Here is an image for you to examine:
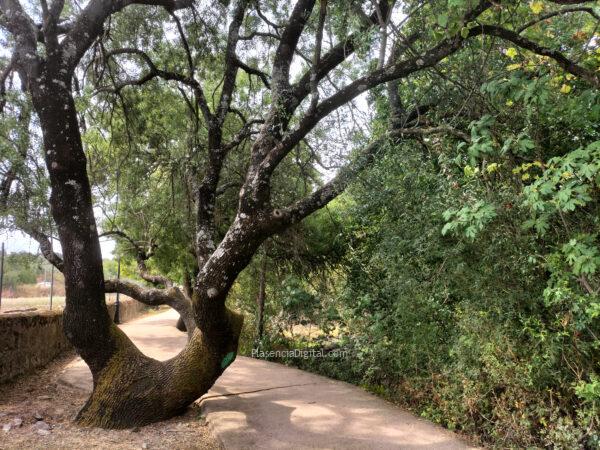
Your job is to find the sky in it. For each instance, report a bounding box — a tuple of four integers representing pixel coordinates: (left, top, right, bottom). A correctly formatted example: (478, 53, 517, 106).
(1, 229, 116, 259)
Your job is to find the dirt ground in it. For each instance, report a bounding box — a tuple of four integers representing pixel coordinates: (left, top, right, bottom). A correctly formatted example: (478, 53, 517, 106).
(0, 353, 222, 450)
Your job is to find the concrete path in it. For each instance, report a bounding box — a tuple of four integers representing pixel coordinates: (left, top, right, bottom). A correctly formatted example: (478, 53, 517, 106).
(60, 310, 478, 449)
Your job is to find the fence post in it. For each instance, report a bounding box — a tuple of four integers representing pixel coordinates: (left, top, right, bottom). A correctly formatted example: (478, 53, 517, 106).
(49, 236, 54, 310)
(49, 265, 54, 310)
(114, 257, 121, 324)
(0, 242, 4, 310)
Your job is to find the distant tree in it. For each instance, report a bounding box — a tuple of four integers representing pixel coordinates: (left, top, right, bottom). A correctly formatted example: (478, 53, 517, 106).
(2, 252, 40, 290)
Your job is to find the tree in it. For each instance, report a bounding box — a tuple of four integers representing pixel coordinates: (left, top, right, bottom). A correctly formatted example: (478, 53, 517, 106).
(1, 0, 598, 428)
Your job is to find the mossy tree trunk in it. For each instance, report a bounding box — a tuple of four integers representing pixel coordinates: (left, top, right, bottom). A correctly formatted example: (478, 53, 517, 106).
(76, 310, 243, 428)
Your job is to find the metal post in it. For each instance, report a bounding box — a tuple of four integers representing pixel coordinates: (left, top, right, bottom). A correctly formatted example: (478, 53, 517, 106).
(49, 236, 54, 310)
(114, 257, 121, 324)
(49, 265, 54, 310)
(0, 242, 5, 310)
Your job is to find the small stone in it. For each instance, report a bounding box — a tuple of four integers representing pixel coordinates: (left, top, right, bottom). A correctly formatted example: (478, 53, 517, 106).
(2, 423, 12, 433)
(12, 417, 23, 427)
(34, 421, 50, 431)
(34, 412, 43, 421)
(36, 429, 51, 436)
(38, 395, 52, 401)
(141, 443, 149, 449)
(131, 427, 141, 433)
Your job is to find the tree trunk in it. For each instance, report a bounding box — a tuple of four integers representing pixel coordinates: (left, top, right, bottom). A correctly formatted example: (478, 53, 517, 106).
(76, 309, 243, 428)
(256, 254, 267, 341)
(31, 71, 117, 374)
(31, 72, 244, 429)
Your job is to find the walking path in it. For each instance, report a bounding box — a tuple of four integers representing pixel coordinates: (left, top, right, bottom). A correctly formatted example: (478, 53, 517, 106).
(60, 309, 479, 449)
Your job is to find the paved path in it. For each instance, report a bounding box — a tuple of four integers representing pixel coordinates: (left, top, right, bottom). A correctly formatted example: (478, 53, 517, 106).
(61, 310, 478, 449)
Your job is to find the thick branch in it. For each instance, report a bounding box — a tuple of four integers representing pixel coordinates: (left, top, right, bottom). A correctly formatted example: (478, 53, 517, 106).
(105, 279, 178, 306)
(258, 0, 600, 184)
(479, 25, 600, 88)
(216, 0, 249, 123)
(61, 0, 195, 72)
(279, 123, 468, 225)
(105, 279, 195, 335)
(20, 224, 65, 272)
(271, 0, 316, 95)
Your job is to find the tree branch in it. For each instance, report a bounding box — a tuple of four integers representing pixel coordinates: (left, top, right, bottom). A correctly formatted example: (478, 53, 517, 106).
(20, 224, 64, 272)
(235, 58, 271, 89)
(105, 279, 196, 335)
(517, 6, 600, 33)
(60, 0, 195, 72)
(278, 122, 468, 226)
(216, 0, 249, 123)
(271, 0, 316, 95)
(100, 47, 212, 122)
(479, 24, 600, 88)
(100, 229, 174, 288)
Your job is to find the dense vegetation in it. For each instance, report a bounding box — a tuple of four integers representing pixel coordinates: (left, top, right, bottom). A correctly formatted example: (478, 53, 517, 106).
(228, 4, 600, 448)
(1, 0, 599, 442)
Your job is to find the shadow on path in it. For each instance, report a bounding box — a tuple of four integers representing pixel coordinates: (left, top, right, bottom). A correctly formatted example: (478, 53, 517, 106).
(60, 309, 480, 449)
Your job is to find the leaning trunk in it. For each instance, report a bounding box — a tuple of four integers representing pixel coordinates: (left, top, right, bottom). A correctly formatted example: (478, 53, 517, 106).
(31, 72, 117, 373)
(31, 71, 244, 428)
(76, 308, 243, 428)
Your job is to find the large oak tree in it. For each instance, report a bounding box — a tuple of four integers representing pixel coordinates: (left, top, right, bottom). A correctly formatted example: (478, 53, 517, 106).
(1, 0, 598, 428)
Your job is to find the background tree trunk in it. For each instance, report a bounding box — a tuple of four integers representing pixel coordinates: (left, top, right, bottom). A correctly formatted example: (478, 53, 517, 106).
(256, 254, 267, 342)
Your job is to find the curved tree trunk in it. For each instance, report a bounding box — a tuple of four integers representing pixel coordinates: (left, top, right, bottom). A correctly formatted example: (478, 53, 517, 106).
(76, 309, 243, 428)
(31, 74, 244, 428)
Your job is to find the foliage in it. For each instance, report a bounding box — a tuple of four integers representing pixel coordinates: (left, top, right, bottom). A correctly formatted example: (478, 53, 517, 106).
(241, 5, 600, 448)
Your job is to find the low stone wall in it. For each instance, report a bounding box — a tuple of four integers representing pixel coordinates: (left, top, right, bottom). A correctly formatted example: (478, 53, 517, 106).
(106, 298, 148, 324)
(0, 298, 147, 384)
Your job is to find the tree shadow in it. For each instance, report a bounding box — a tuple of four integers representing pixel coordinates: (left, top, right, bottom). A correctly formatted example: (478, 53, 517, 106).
(198, 358, 478, 449)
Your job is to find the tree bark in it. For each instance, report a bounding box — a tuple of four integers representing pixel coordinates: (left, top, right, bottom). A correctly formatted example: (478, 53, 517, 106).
(76, 309, 243, 428)
(256, 254, 267, 341)
(31, 71, 117, 374)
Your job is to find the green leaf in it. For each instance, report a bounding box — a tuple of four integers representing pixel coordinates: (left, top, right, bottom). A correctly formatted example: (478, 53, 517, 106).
(437, 13, 448, 28)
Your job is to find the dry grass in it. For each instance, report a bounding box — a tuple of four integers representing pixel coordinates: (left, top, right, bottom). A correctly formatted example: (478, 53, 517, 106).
(0, 297, 66, 312)
(0, 294, 122, 312)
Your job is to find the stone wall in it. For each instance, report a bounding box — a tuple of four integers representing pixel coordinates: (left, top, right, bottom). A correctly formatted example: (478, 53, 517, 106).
(106, 298, 148, 325)
(0, 298, 147, 384)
